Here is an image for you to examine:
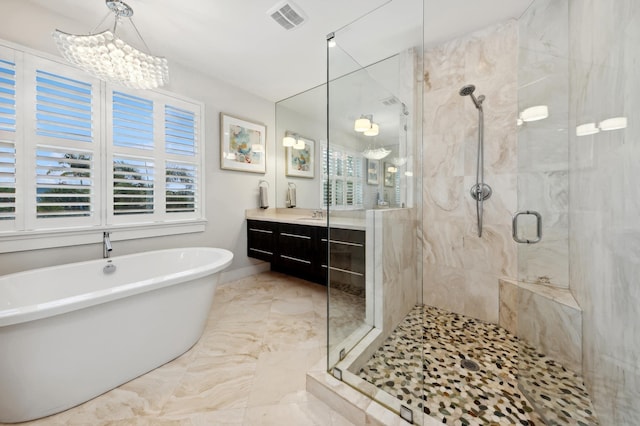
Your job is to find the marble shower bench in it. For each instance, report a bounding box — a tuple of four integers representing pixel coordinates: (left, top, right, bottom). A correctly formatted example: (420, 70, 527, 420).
(499, 279, 582, 374)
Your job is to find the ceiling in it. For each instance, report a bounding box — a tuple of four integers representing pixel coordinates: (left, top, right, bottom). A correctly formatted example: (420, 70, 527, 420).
(26, 0, 534, 102)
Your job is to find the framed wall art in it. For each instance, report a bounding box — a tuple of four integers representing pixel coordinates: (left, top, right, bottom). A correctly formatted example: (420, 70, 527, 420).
(286, 136, 314, 178)
(366, 159, 379, 185)
(220, 113, 266, 173)
(384, 161, 396, 187)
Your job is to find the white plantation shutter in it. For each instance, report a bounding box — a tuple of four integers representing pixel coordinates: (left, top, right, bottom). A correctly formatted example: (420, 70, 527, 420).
(164, 104, 198, 215)
(35, 70, 92, 142)
(113, 91, 154, 150)
(0, 56, 16, 226)
(0, 41, 204, 246)
(322, 143, 364, 209)
(35, 148, 93, 218)
(165, 161, 196, 213)
(25, 56, 101, 229)
(113, 156, 155, 215)
(107, 90, 201, 223)
(165, 105, 196, 156)
(109, 91, 156, 219)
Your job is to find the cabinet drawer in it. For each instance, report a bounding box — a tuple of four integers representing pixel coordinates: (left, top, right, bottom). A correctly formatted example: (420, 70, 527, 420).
(247, 220, 276, 262)
(320, 229, 365, 274)
(277, 223, 314, 270)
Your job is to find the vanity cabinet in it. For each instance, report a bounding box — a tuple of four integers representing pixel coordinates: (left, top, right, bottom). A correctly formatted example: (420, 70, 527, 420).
(320, 228, 366, 295)
(246, 219, 365, 287)
(247, 220, 277, 262)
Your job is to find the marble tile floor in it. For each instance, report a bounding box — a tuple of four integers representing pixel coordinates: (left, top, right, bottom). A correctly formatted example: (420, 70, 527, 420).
(357, 305, 599, 426)
(7, 272, 355, 426)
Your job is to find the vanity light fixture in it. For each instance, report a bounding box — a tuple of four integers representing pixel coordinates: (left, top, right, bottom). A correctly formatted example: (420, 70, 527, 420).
(363, 122, 379, 136)
(293, 139, 306, 150)
(283, 132, 296, 147)
(52, 0, 169, 89)
(519, 105, 549, 122)
(387, 165, 398, 173)
(354, 115, 372, 132)
(576, 122, 600, 136)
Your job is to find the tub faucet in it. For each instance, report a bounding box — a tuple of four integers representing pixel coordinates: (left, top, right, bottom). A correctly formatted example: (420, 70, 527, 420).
(103, 232, 112, 258)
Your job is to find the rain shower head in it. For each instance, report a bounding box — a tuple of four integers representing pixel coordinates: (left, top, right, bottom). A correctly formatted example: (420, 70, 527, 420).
(459, 84, 483, 109)
(459, 84, 476, 96)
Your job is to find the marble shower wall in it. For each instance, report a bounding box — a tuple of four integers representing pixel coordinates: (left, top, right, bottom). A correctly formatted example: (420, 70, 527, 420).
(569, 0, 640, 423)
(422, 21, 518, 323)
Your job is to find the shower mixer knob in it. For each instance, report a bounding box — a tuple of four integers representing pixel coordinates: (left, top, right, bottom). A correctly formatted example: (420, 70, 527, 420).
(470, 183, 492, 201)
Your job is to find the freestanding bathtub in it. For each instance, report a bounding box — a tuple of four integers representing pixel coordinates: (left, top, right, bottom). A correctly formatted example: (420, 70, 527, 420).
(0, 247, 233, 423)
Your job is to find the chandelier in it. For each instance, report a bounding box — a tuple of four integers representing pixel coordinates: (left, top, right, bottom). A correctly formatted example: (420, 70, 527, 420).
(362, 147, 391, 160)
(52, 0, 169, 90)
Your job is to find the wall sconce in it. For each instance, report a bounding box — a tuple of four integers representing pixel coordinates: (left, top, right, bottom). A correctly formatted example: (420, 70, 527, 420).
(363, 122, 379, 136)
(598, 116, 627, 131)
(576, 116, 628, 136)
(282, 131, 307, 149)
(519, 105, 549, 123)
(283, 132, 296, 147)
(355, 114, 380, 136)
(354, 115, 372, 132)
(576, 122, 599, 136)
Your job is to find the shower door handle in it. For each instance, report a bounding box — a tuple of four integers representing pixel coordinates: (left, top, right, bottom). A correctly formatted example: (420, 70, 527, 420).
(512, 210, 542, 244)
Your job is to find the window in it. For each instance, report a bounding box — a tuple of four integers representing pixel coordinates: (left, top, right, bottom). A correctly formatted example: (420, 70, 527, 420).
(0, 43, 204, 251)
(322, 143, 364, 209)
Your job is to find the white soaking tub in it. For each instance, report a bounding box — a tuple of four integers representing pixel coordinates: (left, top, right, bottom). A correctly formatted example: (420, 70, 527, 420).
(0, 247, 233, 423)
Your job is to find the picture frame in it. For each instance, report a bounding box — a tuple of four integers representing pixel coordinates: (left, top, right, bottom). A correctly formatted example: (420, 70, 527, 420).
(286, 136, 315, 178)
(384, 161, 396, 187)
(366, 159, 379, 185)
(220, 113, 266, 173)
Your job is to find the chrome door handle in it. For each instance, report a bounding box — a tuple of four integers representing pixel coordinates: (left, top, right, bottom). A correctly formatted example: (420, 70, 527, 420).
(512, 210, 542, 244)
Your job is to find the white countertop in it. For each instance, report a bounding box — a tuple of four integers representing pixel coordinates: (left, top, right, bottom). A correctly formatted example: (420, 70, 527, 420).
(245, 208, 366, 231)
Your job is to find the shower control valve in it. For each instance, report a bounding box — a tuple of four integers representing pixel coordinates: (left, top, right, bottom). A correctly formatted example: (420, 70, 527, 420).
(470, 183, 492, 201)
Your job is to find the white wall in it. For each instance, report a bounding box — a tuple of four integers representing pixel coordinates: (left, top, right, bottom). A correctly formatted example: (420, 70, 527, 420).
(0, 1, 276, 279)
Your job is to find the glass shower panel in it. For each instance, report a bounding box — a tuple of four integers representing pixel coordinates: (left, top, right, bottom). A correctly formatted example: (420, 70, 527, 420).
(516, 1, 597, 424)
(326, 0, 423, 422)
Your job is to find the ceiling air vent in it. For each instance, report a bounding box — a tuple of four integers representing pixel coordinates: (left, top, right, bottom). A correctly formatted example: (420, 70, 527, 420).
(268, 1, 307, 30)
(381, 96, 400, 107)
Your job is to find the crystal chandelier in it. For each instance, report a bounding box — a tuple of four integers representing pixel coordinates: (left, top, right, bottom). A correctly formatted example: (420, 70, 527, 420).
(362, 147, 391, 160)
(52, 0, 169, 90)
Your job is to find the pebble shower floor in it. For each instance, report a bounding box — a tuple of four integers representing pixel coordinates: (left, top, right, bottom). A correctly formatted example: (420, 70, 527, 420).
(357, 305, 599, 425)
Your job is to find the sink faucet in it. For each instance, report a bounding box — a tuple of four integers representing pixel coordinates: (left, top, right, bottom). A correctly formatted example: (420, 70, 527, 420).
(103, 232, 112, 258)
(312, 210, 324, 219)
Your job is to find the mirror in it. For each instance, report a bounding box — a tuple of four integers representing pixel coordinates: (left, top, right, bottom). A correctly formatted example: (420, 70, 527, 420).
(274, 52, 415, 211)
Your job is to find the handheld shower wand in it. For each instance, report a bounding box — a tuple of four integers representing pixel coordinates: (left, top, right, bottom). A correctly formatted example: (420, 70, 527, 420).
(460, 84, 492, 237)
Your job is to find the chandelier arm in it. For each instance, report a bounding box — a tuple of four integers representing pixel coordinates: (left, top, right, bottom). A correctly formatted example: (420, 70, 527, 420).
(128, 18, 154, 55)
(89, 10, 113, 34)
(113, 15, 120, 33)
